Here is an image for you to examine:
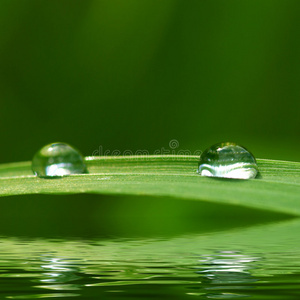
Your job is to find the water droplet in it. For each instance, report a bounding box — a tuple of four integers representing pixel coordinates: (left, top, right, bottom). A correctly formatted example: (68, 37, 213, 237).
(198, 142, 258, 179)
(32, 142, 87, 178)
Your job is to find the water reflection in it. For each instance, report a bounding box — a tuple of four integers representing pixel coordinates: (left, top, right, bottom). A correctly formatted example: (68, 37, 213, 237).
(36, 257, 82, 291)
(198, 251, 259, 283)
(188, 251, 259, 298)
(1, 218, 300, 299)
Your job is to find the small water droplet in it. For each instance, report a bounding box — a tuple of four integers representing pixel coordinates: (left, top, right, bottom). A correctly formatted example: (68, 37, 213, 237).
(198, 142, 258, 179)
(32, 142, 87, 178)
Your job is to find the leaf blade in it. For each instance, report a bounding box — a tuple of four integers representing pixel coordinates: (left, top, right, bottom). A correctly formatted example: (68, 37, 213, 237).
(0, 155, 299, 215)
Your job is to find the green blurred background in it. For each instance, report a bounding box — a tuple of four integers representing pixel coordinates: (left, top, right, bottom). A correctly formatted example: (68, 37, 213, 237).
(0, 0, 299, 239)
(0, 0, 299, 163)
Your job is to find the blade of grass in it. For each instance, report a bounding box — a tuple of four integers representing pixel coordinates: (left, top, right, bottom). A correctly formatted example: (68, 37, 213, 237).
(0, 155, 299, 215)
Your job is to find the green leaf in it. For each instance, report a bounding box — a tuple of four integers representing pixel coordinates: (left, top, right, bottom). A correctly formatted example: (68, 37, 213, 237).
(0, 155, 299, 215)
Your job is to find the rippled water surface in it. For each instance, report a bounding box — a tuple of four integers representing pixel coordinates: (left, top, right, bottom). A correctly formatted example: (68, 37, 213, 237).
(1, 217, 300, 300)
(0, 194, 299, 299)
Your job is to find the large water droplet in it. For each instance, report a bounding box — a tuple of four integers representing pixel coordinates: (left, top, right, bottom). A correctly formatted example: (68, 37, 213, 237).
(32, 142, 87, 178)
(198, 142, 258, 179)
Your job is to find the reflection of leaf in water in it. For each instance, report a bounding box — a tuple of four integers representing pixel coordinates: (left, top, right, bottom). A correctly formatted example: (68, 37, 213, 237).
(1, 219, 300, 299)
(0, 218, 300, 280)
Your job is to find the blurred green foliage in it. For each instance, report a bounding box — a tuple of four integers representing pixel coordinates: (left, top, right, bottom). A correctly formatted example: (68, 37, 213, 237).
(0, 0, 299, 163)
(0, 0, 300, 241)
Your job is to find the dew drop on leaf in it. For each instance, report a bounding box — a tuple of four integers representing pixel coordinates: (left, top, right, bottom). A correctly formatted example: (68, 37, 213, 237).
(198, 142, 258, 179)
(32, 142, 87, 178)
